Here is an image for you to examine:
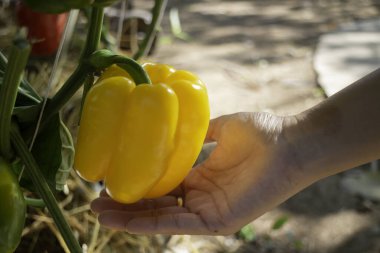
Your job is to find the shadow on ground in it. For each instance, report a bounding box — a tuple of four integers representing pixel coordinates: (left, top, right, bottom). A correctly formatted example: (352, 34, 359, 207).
(162, 0, 379, 67)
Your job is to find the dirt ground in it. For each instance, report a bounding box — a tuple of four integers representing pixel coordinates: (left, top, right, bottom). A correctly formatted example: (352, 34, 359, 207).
(2, 0, 380, 252)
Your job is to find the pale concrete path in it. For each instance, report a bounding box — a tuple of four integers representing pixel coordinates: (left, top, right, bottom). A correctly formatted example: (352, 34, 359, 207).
(314, 19, 380, 96)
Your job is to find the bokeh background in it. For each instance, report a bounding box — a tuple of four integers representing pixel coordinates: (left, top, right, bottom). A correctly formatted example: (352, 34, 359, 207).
(1, 0, 380, 252)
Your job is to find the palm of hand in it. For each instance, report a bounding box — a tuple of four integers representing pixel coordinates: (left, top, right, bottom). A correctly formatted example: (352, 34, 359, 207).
(91, 113, 293, 235)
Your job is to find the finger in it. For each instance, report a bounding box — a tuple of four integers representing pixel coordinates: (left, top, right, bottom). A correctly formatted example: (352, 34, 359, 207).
(100, 187, 183, 199)
(99, 211, 213, 235)
(204, 115, 229, 143)
(99, 206, 188, 230)
(97, 206, 188, 230)
(99, 189, 109, 197)
(91, 195, 179, 213)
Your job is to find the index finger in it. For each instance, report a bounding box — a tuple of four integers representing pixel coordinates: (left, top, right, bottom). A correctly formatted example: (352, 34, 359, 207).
(91, 195, 180, 213)
(99, 211, 213, 235)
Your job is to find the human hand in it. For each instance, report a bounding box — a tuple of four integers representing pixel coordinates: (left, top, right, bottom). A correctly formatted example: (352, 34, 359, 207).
(91, 112, 306, 235)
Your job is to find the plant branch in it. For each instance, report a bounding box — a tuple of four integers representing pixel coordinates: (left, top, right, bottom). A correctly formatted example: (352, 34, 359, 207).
(42, 64, 91, 124)
(43, 7, 104, 125)
(133, 0, 167, 60)
(11, 123, 82, 253)
(25, 197, 46, 208)
(0, 38, 30, 160)
(81, 7, 105, 59)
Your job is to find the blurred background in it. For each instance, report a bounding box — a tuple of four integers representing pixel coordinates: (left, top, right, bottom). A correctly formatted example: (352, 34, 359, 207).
(1, 0, 380, 252)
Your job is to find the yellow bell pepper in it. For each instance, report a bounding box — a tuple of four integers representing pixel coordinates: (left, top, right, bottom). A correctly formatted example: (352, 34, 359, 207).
(74, 63, 209, 203)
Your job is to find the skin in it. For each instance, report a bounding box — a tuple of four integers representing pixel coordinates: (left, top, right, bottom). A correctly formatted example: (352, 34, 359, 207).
(91, 68, 380, 235)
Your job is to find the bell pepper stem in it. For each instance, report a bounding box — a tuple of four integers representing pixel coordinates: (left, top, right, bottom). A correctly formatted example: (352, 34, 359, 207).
(10, 122, 82, 253)
(43, 6, 104, 125)
(89, 49, 152, 85)
(133, 0, 167, 60)
(79, 75, 94, 121)
(0, 37, 30, 160)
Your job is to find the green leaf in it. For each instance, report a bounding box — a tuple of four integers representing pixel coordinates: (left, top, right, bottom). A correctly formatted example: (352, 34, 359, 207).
(272, 215, 289, 230)
(11, 115, 74, 193)
(238, 224, 256, 242)
(0, 52, 41, 105)
(17, 78, 42, 105)
(11, 158, 34, 191)
(56, 118, 75, 191)
(0, 38, 31, 159)
(293, 240, 304, 251)
(13, 105, 41, 126)
(30, 113, 74, 192)
(31, 113, 62, 191)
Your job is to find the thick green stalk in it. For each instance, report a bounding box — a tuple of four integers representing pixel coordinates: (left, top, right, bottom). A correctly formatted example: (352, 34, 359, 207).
(80, 7, 104, 59)
(89, 49, 151, 85)
(43, 7, 104, 125)
(0, 39, 30, 159)
(42, 64, 91, 124)
(79, 75, 94, 120)
(11, 123, 82, 253)
(133, 0, 167, 60)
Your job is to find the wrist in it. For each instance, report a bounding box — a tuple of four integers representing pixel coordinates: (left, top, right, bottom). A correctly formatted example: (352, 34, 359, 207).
(281, 113, 327, 186)
(282, 105, 351, 186)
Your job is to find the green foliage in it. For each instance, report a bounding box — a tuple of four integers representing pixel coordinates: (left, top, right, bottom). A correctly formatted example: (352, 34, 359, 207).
(31, 113, 63, 191)
(238, 224, 256, 242)
(0, 51, 74, 192)
(272, 215, 289, 230)
(26, 111, 74, 192)
(0, 52, 41, 105)
(56, 119, 75, 191)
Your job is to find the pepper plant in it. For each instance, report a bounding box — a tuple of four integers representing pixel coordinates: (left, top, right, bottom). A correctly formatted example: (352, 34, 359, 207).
(0, 0, 167, 252)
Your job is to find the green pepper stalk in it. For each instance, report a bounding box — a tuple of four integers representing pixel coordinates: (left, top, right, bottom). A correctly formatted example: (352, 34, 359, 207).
(89, 49, 151, 85)
(10, 123, 82, 253)
(0, 37, 30, 160)
(42, 7, 104, 127)
(25, 197, 46, 208)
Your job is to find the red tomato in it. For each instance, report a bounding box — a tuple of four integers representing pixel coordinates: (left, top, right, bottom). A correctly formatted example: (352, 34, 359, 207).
(16, 3, 68, 57)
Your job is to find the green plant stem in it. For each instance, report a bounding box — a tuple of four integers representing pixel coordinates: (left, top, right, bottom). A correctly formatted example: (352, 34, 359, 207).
(42, 64, 91, 124)
(89, 49, 151, 85)
(0, 39, 30, 160)
(79, 75, 94, 121)
(42, 7, 104, 125)
(81, 7, 104, 59)
(117, 61, 151, 84)
(25, 197, 46, 208)
(0, 50, 7, 70)
(133, 0, 167, 60)
(11, 123, 82, 253)
(0, 51, 42, 103)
